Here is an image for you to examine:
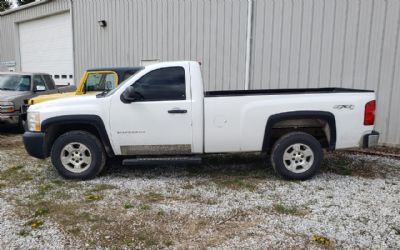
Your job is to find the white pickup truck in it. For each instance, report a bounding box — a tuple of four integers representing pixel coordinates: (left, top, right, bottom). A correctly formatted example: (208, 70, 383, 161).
(23, 61, 379, 180)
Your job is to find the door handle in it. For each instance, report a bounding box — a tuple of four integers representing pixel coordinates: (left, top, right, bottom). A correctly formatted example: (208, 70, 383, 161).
(168, 109, 187, 114)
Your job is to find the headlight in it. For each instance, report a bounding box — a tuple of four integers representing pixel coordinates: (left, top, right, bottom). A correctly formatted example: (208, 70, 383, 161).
(0, 101, 15, 113)
(27, 112, 41, 132)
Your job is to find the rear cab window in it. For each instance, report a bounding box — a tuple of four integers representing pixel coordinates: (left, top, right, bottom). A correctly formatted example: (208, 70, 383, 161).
(42, 75, 56, 89)
(32, 75, 47, 91)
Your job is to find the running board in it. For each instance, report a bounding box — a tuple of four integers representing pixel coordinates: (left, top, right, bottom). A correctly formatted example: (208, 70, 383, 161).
(122, 156, 202, 166)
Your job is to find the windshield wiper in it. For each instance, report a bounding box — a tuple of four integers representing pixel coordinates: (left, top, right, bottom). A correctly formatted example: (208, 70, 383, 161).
(0, 87, 14, 91)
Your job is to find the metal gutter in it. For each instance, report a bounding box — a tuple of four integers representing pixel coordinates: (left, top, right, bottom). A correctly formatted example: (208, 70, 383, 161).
(0, 0, 52, 16)
(244, 0, 254, 90)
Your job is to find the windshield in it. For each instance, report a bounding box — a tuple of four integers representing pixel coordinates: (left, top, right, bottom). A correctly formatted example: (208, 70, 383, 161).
(105, 68, 144, 97)
(0, 75, 31, 91)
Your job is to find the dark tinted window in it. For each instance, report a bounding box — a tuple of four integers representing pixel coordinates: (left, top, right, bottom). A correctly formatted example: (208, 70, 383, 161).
(42, 75, 55, 89)
(132, 67, 186, 101)
(33, 75, 47, 90)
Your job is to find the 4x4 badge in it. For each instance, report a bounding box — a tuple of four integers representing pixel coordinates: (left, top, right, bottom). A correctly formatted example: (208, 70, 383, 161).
(333, 105, 355, 110)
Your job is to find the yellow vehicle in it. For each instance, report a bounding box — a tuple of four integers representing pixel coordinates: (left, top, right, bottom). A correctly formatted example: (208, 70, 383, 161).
(28, 67, 143, 105)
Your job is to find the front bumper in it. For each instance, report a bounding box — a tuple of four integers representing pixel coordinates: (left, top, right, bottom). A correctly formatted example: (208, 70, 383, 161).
(23, 132, 48, 159)
(362, 131, 380, 148)
(0, 114, 20, 125)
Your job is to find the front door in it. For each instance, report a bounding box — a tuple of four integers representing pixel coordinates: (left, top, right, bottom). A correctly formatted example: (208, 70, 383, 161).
(109, 66, 193, 155)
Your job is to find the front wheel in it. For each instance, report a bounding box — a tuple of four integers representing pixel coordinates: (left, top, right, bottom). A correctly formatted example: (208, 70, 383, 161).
(271, 132, 323, 180)
(51, 131, 106, 180)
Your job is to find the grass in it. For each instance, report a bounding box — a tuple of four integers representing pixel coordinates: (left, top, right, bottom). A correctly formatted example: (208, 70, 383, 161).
(85, 194, 103, 202)
(124, 203, 134, 209)
(138, 191, 165, 203)
(273, 203, 308, 216)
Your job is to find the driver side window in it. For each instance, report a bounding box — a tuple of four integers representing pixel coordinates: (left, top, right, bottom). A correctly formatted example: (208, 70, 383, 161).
(131, 67, 186, 101)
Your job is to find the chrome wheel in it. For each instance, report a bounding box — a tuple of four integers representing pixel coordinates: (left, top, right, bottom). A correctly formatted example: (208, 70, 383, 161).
(283, 143, 314, 173)
(60, 142, 92, 173)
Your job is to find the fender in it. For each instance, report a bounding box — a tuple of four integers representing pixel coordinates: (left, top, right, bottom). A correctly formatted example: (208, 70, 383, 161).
(262, 111, 337, 151)
(41, 115, 115, 157)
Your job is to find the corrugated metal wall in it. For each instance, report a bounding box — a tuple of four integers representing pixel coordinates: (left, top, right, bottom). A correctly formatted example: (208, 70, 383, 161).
(72, 0, 249, 91)
(0, 0, 70, 64)
(1, 0, 400, 146)
(250, 0, 400, 146)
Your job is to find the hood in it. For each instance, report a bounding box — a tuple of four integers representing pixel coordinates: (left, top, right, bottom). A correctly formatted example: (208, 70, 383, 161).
(0, 90, 32, 101)
(29, 94, 100, 112)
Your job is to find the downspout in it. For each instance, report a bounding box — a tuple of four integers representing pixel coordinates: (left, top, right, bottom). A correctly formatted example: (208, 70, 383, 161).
(244, 0, 253, 90)
(69, 0, 76, 86)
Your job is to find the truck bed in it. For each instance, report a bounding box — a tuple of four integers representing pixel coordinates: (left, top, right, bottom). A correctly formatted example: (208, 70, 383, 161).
(205, 87, 373, 97)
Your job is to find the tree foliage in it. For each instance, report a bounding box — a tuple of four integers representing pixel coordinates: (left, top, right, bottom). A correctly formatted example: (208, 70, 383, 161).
(17, 0, 36, 6)
(0, 0, 11, 12)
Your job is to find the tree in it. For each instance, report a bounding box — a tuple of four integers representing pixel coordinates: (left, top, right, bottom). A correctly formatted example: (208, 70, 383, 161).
(17, 0, 36, 6)
(0, 0, 11, 12)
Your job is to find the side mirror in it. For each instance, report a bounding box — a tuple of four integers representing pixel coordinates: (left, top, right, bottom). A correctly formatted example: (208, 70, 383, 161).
(120, 86, 141, 103)
(35, 85, 46, 92)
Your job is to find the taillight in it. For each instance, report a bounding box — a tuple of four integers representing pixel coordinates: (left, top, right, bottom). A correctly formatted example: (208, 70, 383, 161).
(364, 100, 376, 125)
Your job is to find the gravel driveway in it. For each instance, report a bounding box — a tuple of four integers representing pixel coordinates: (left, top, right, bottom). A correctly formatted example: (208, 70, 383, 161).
(0, 133, 399, 249)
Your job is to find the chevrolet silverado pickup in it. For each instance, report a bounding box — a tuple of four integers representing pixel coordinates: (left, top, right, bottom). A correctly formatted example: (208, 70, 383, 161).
(0, 72, 74, 129)
(28, 67, 143, 105)
(23, 61, 379, 180)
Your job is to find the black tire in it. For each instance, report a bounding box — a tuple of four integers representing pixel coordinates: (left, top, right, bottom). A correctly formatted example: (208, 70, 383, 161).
(51, 130, 106, 180)
(271, 132, 323, 180)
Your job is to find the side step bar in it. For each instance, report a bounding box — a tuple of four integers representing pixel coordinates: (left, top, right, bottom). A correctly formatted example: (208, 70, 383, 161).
(122, 156, 202, 166)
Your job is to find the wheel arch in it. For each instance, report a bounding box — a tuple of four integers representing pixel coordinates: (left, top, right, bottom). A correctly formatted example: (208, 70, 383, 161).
(42, 115, 115, 157)
(262, 111, 337, 152)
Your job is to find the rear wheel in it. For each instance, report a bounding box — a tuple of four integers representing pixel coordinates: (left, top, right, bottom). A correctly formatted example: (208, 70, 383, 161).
(51, 131, 106, 180)
(271, 132, 323, 180)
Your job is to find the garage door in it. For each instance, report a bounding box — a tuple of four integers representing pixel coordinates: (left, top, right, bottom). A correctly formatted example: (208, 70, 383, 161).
(19, 12, 74, 86)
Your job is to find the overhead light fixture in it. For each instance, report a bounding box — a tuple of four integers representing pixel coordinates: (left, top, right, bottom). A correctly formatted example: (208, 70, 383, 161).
(98, 20, 107, 27)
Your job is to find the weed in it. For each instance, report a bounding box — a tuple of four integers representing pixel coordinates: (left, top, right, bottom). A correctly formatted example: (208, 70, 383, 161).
(27, 219, 44, 229)
(164, 239, 174, 247)
(124, 203, 134, 209)
(38, 184, 52, 195)
(85, 194, 103, 202)
(311, 235, 333, 245)
(34, 207, 49, 217)
(140, 204, 151, 211)
(18, 229, 30, 237)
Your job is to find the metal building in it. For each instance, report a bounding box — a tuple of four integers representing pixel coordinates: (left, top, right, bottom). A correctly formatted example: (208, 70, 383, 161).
(0, 0, 399, 147)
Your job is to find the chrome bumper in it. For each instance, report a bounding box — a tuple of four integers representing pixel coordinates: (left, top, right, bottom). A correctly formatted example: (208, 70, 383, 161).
(363, 131, 380, 148)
